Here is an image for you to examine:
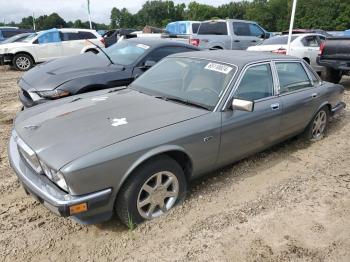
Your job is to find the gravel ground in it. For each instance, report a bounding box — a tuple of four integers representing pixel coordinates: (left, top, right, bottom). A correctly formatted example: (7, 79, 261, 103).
(0, 66, 349, 262)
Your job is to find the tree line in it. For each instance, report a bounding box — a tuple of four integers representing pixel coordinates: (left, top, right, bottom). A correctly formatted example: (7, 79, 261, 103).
(1, 0, 349, 32)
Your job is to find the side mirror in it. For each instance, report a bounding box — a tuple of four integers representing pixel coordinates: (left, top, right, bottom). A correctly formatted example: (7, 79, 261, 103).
(143, 60, 156, 68)
(232, 98, 254, 112)
(263, 32, 271, 39)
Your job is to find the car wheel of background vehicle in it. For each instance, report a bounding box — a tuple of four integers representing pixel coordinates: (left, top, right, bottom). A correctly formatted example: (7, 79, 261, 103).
(115, 155, 187, 227)
(321, 68, 342, 84)
(13, 53, 33, 71)
(303, 107, 329, 141)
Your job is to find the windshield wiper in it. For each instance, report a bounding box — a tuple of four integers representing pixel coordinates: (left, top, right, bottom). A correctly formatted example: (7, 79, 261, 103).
(156, 96, 210, 110)
(85, 39, 114, 65)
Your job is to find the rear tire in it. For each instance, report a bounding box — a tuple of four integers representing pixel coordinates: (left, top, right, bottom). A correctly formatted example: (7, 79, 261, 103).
(115, 155, 187, 227)
(303, 107, 329, 141)
(13, 53, 33, 71)
(321, 68, 342, 84)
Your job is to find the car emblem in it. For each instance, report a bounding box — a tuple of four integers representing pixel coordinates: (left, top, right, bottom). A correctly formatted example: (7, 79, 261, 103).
(24, 125, 40, 130)
(111, 118, 128, 127)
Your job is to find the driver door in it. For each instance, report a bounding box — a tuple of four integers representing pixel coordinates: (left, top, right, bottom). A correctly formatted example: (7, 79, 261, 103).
(34, 31, 62, 62)
(218, 62, 282, 166)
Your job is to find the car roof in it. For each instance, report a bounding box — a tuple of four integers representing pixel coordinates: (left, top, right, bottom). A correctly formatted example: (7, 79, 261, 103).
(58, 28, 97, 32)
(125, 38, 199, 49)
(169, 50, 299, 66)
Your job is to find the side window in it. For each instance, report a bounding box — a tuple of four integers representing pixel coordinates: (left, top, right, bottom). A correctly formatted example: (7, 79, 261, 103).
(233, 22, 250, 36)
(145, 46, 194, 62)
(78, 31, 97, 39)
(276, 62, 312, 94)
(249, 24, 264, 37)
(302, 36, 319, 47)
(304, 63, 320, 85)
(317, 35, 326, 45)
(235, 64, 274, 101)
(38, 31, 61, 44)
(192, 23, 200, 34)
(61, 32, 80, 41)
(197, 22, 228, 35)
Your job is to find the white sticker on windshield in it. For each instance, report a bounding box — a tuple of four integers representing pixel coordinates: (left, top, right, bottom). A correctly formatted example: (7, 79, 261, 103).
(136, 44, 150, 50)
(204, 62, 233, 74)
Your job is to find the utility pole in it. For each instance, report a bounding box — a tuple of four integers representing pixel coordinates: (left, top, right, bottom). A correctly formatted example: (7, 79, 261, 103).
(87, 0, 92, 29)
(287, 0, 297, 55)
(33, 12, 36, 30)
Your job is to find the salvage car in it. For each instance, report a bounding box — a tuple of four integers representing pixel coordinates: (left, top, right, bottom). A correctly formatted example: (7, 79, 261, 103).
(247, 33, 326, 73)
(0, 28, 104, 71)
(8, 51, 345, 226)
(18, 38, 199, 108)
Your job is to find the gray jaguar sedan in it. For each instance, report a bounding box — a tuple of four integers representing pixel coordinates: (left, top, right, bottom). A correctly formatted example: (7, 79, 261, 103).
(8, 50, 345, 226)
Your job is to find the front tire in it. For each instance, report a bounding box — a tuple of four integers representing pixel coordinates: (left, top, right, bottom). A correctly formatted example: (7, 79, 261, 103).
(13, 53, 34, 71)
(303, 107, 329, 141)
(115, 156, 187, 227)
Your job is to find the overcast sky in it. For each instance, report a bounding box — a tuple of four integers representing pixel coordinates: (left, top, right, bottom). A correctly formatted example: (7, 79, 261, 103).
(0, 0, 233, 24)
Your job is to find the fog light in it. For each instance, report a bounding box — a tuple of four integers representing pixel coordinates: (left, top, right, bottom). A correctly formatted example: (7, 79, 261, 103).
(69, 203, 88, 215)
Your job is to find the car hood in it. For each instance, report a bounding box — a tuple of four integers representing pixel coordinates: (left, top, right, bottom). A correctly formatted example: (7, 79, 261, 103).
(247, 44, 287, 51)
(20, 53, 123, 91)
(14, 89, 208, 169)
(0, 42, 33, 51)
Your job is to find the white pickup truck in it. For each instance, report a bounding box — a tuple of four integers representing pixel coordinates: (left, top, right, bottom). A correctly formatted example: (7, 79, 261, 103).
(0, 28, 104, 71)
(190, 19, 271, 50)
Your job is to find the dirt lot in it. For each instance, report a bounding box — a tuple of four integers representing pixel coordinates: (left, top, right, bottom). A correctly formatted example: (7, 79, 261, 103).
(0, 65, 349, 262)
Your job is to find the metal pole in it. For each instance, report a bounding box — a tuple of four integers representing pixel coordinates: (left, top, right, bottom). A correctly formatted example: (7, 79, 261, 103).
(287, 0, 297, 55)
(33, 13, 36, 30)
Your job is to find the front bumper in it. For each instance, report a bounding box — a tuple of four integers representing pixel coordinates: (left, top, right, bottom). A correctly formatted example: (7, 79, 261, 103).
(8, 132, 114, 224)
(331, 101, 346, 116)
(0, 53, 13, 66)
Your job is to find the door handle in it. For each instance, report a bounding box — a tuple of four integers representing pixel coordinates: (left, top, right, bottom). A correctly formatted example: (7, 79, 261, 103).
(270, 103, 280, 110)
(311, 93, 318, 98)
(234, 40, 240, 42)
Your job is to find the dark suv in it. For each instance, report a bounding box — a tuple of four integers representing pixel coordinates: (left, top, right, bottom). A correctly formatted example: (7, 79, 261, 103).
(0, 27, 34, 42)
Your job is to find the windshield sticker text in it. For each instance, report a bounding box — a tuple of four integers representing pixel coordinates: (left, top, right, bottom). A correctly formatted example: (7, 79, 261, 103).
(204, 63, 233, 74)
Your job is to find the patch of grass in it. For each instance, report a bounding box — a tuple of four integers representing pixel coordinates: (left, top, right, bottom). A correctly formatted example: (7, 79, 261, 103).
(127, 212, 135, 231)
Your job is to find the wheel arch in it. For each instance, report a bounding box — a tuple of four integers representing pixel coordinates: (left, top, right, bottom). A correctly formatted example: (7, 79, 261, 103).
(77, 84, 109, 94)
(116, 146, 193, 194)
(14, 51, 35, 63)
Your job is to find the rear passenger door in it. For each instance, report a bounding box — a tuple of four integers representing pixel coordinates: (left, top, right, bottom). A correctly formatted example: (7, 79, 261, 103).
(232, 22, 265, 50)
(218, 62, 282, 166)
(61, 31, 97, 56)
(275, 61, 321, 137)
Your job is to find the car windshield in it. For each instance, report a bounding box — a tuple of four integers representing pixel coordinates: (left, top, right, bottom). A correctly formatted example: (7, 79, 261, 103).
(101, 41, 149, 65)
(130, 57, 236, 110)
(261, 35, 298, 45)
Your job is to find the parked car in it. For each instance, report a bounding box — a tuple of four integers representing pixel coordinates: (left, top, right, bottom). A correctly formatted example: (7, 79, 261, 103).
(0, 27, 34, 43)
(247, 33, 326, 73)
(0, 33, 35, 45)
(0, 28, 104, 71)
(8, 50, 345, 226)
(165, 21, 201, 35)
(189, 19, 270, 50)
(281, 29, 332, 37)
(317, 37, 350, 83)
(18, 38, 199, 108)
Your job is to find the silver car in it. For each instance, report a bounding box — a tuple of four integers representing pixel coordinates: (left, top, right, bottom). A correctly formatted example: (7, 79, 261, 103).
(8, 51, 345, 226)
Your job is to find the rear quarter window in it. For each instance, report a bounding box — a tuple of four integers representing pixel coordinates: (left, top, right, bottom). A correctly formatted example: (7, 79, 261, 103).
(276, 62, 312, 93)
(192, 23, 200, 34)
(78, 31, 97, 39)
(198, 22, 228, 35)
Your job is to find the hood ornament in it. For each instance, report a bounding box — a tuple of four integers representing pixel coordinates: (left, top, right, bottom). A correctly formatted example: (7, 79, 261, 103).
(111, 118, 128, 127)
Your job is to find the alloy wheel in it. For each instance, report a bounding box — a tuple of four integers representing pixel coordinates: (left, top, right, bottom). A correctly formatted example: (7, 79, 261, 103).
(312, 110, 327, 139)
(16, 56, 30, 70)
(137, 171, 179, 219)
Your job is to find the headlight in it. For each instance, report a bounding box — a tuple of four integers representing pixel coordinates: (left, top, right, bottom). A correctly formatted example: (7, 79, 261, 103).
(17, 137, 42, 174)
(36, 89, 70, 99)
(39, 160, 69, 192)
